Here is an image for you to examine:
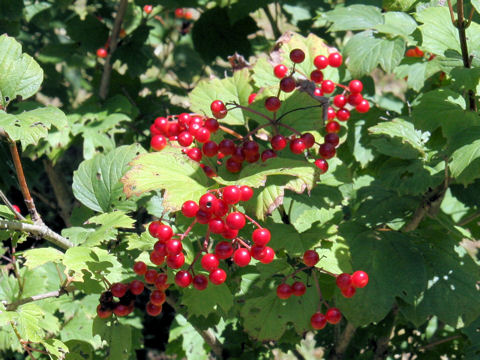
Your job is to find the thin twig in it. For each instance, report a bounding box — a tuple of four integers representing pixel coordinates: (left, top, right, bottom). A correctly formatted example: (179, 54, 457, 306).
(262, 5, 281, 39)
(0, 219, 73, 249)
(3, 289, 69, 311)
(99, 0, 129, 100)
(0, 190, 25, 220)
(226, 103, 274, 124)
(419, 334, 462, 351)
(457, 210, 480, 226)
(219, 125, 243, 140)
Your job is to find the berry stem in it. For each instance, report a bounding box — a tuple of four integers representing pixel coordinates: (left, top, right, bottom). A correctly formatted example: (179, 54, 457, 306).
(234, 237, 251, 250)
(282, 265, 310, 282)
(243, 213, 262, 229)
(180, 219, 197, 240)
(241, 123, 272, 141)
(315, 267, 338, 278)
(226, 103, 274, 124)
(312, 270, 329, 310)
(219, 125, 243, 139)
(188, 250, 203, 273)
(203, 229, 211, 251)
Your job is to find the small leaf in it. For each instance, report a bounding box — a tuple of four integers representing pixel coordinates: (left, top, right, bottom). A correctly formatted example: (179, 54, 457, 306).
(324, 5, 383, 32)
(449, 127, 480, 185)
(82, 211, 135, 247)
(374, 11, 417, 37)
(22, 248, 64, 269)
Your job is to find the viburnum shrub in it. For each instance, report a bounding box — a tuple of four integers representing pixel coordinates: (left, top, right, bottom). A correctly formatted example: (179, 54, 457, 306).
(1, 1, 480, 359)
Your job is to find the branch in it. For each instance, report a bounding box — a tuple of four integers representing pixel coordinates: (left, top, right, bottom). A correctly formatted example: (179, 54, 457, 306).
(0, 190, 25, 220)
(0, 219, 73, 250)
(99, 0, 128, 100)
(457, 210, 480, 226)
(165, 296, 223, 358)
(329, 322, 356, 360)
(2, 289, 69, 311)
(419, 334, 462, 351)
(262, 5, 281, 39)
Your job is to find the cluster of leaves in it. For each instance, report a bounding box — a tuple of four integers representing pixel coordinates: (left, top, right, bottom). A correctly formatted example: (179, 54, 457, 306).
(0, 1, 479, 360)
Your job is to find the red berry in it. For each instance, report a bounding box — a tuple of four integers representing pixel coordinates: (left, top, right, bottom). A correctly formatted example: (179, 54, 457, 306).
(97, 305, 112, 319)
(213, 199, 229, 217)
(233, 248, 251, 267)
(96, 47, 108, 58)
(177, 131, 194, 147)
(349, 80, 363, 93)
(280, 76, 296, 92)
(230, 147, 244, 164)
(184, 11, 193, 20)
(333, 94, 347, 108)
(144, 269, 158, 284)
(195, 127, 210, 143)
(199, 193, 218, 213)
(250, 245, 266, 260)
(336, 108, 350, 121)
(150, 290, 166, 306)
(150, 250, 165, 265)
(114, 304, 130, 317)
(215, 241, 234, 259)
(195, 209, 211, 224)
(301, 133, 315, 148)
(290, 138, 306, 154)
(175, 270, 192, 288)
(336, 273, 352, 289)
(326, 121, 340, 133)
(276, 283, 293, 299)
(189, 123, 202, 137)
(239, 185, 254, 201)
(321, 80, 335, 94)
(130, 280, 144, 295)
(154, 117, 169, 133)
(201, 253, 219, 272)
(326, 308, 342, 324)
(202, 141, 218, 157)
(325, 133, 339, 147)
(186, 147, 202, 162)
(133, 261, 147, 276)
(219, 139, 236, 155)
(243, 141, 259, 156)
(167, 122, 181, 137)
(303, 250, 319, 267)
(222, 186, 241, 204)
(341, 286, 356, 298)
(356, 100, 370, 113)
(226, 212, 246, 230)
(154, 241, 167, 256)
(166, 252, 185, 269)
(154, 273, 169, 291)
(328, 52, 343, 67)
(274, 64, 289, 78)
(146, 301, 162, 316)
(265, 96, 281, 112)
(290, 48, 305, 63)
(415, 47, 425, 57)
(319, 143, 336, 159)
(314, 87, 323, 97)
(222, 227, 238, 239)
(178, 113, 191, 126)
(204, 118, 219, 132)
(314, 159, 329, 174)
(189, 116, 203, 127)
(310, 70, 324, 83)
(314, 55, 328, 69)
(292, 281, 306, 296)
(156, 225, 173, 242)
(327, 107, 336, 120)
(193, 274, 209, 290)
(181, 200, 199, 217)
(208, 218, 226, 234)
(271, 135, 287, 151)
(150, 124, 161, 136)
(310, 312, 327, 330)
(174, 8, 184, 18)
(260, 246, 275, 264)
(151, 135, 167, 151)
(248, 93, 257, 104)
(252, 228, 271, 246)
(111, 283, 128, 298)
(211, 100, 226, 113)
(348, 93, 363, 106)
(148, 221, 162, 238)
(261, 149, 277, 162)
(166, 239, 182, 255)
(209, 268, 227, 285)
(405, 48, 418, 57)
(351, 270, 369, 288)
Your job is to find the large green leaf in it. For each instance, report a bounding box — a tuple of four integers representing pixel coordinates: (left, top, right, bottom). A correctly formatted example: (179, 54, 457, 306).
(0, 34, 43, 108)
(82, 211, 135, 247)
(0, 106, 68, 149)
(121, 147, 210, 212)
(449, 127, 480, 185)
(374, 11, 417, 38)
(324, 5, 383, 32)
(72, 144, 145, 213)
(22, 248, 64, 269)
(182, 283, 233, 318)
(167, 314, 208, 360)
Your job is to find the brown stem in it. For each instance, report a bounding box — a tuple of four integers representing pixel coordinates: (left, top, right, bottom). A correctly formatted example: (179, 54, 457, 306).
(99, 0, 128, 100)
(179, 219, 197, 241)
(234, 237, 251, 250)
(219, 125, 243, 140)
(312, 270, 329, 309)
(243, 213, 262, 228)
(262, 5, 281, 39)
(283, 265, 310, 282)
(3, 288, 70, 311)
(43, 159, 72, 226)
(315, 267, 338, 278)
(419, 334, 462, 351)
(226, 103, 274, 124)
(241, 123, 272, 141)
(0, 190, 25, 220)
(329, 322, 356, 360)
(9, 142, 42, 224)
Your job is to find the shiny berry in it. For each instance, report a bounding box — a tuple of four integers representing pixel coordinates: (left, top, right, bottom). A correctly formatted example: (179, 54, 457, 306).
(211, 100, 225, 113)
(328, 52, 343, 67)
(301, 133, 315, 148)
(239, 185, 254, 201)
(209, 268, 227, 285)
(252, 228, 271, 246)
(271, 135, 287, 151)
(213, 199, 229, 217)
(174, 8, 184, 18)
(195, 127, 210, 143)
(326, 121, 340, 133)
(177, 131, 193, 147)
(327, 107, 336, 120)
(261, 149, 277, 162)
(280, 77, 296, 92)
(215, 241, 234, 259)
(151, 135, 167, 151)
(314, 159, 329, 173)
(274, 64, 289, 78)
(260, 246, 275, 264)
(133, 261, 147, 276)
(166, 239, 182, 255)
(292, 281, 306, 296)
(193, 274, 208, 290)
(150, 250, 165, 265)
(333, 94, 347, 108)
(349, 80, 363, 93)
(290, 48, 305, 63)
(208, 218, 226, 234)
(314, 87, 323, 97)
(155, 225, 172, 242)
(201, 253, 219, 272)
(186, 147, 202, 162)
(319, 143, 336, 159)
(199, 193, 218, 213)
(233, 248, 251, 267)
(356, 100, 370, 113)
(96, 47, 108, 58)
(352, 270, 369, 288)
(226, 212, 246, 230)
(130, 280, 144, 295)
(265, 96, 281, 112)
(276, 283, 293, 299)
(166, 252, 185, 269)
(146, 302, 162, 316)
(202, 141, 218, 157)
(341, 286, 356, 298)
(310, 70, 324, 83)
(243, 141, 259, 156)
(321, 80, 335, 94)
(222, 186, 241, 204)
(290, 138, 306, 154)
(348, 93, 363, 106)
(219, 139, 235, 155)
(326, 308, 342, 324)
(314, 55, 328, 69)
(311, 312, 327, 329)
(182, 200, 199, 217)
(175, 270, 192, 288)
(336, 108, 350, 121)
(336, 273, 352, 289)
(250, 245, 266, 260)
(150, 290, 166, 306)
(303, 250, 319, 267)
(111, 283, 128, 298)
(248, 93, 257, 104)
(204, 118, 219, 132)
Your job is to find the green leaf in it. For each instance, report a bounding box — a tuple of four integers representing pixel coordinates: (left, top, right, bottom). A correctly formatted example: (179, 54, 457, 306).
(368, 118, 429, 159)
(375, 11, 417, 37)
(168, 314, 208, 360)
(182, 283, 233, 318)
(336, 226, 427, 326)
(121, 147, 210, 212)
(189, 68, 252, 126)
(449, 127, 480, 185)
(82, 211, 135, 247)
(382, 0, 417, 11)
(15, 303, 45, 342)
(108, 323, 131, 360)
(22, 248, 64, 269)
(344, 31, 405, 77)
(324, 5, 383, 32)
(0, 34, 43, 108)
(393, 60, 442, 92)
(72, 144, 145, 213)
(0, 106, 68, 149)
(41, 338, 68, 360)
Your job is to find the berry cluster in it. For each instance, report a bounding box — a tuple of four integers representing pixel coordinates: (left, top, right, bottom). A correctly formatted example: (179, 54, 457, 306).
(174, 8, 193, 20)
(96, 279, 146, 318)
(405, 46, 435, 61)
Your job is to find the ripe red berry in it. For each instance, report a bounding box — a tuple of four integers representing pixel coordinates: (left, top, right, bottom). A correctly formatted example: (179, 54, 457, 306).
(148, 221, 162, 238)
(239, 185, 254, 201)
(292, 281, 306, 296)
(181, 200, 199, 217)
(303, 250, 319, 267)
(333, 94, 347, 108)
(199, 193, 218, 213)
(325, 133, 339, 147)
(189, 116, 203, 128)
(348, 93, 363, 106)
(195, 127, 210, 143)
(97, 305, 112, 319)
(166, 239, 182, 255)
(154, 273, 169, 291)
(146, 302, 162, 316)
(310, 70, 324, 83)
(204, 118, 219, 132)
(319, 143, 336, 159)
(151, 135, 167, 151)
(261, 149, 277, 162)
(215, 241, 234, 259)
(177, 131, 194, 147)
(96, 47, 108, 58)
(276, 283, 293, 299)
(154, 241, 167, 256)
(209, 268, 227, 285)
(265, 96, 281, 112)
(201, 253, 219, 272)
(356, 100, 370, 113)
(202, 141, 218, 157)
(178, 113, 191, 126)
(280, 76, 296, 92)
(144, 269, 158, 284)
(166, 252, 185, 269)
(326, 308, 342, 324)
(314, 158, 329, 174)
(327, 107, 336, 120)
(301, 133, 315, 148)
(154, 117, 169, 133)
(184, 11, 193, 20)
(213, 199, 229, 217)
(193, 274, 209, 290)
(133, 261, 147, 275)
(226, 159, 242, 175)
(111, 283, 128, 298)
(321, 80, 335, 94)
(341, 286, 356, 298)
(208, 218, 225, 234)
(271, 134, 287, 151)
(314, 55, 328, 69)
(211, 100, 226, 113)
(326, 121, 340, 134)
(231, 147, 246, 163)
(233, 248, 251, 267)
(349, 80, 363, 93)
(290, 48, 305, 63)
(222, 227, 239, 240)
(114, 304, 130, 317)
(250, 245, 266, 260)
(156, 224, 173, 242)
(290, 138, 306, 154)
(175, 270, 193, 288)
(405, 48, 418, 57)
(130, 280, 144, 295)
(336, 273, 352, 289)
(150, 250, 165, 265)
(186, 147, 202, 162)
(336, 108, 350, 121)
(274, 64, 289, 78)
(150, 290, 166, 305)
(222, 186, 241, 204)
(245, 151, 260, 164)
(243, 141, 259, 156)
(314, 87, 323, 97)
(260, 246, 275, 264)
(351, 270, 369, 288)
(226, 212, 246, 230)
(328, 52, 343, 67)
(248, 93, 257, 104)
(219, 139, 235, 155)
(174, 8, 184, 18)
(195, 209, 211, 224)
(310, 312, 327, 330)
(252, 228, 271, 246)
